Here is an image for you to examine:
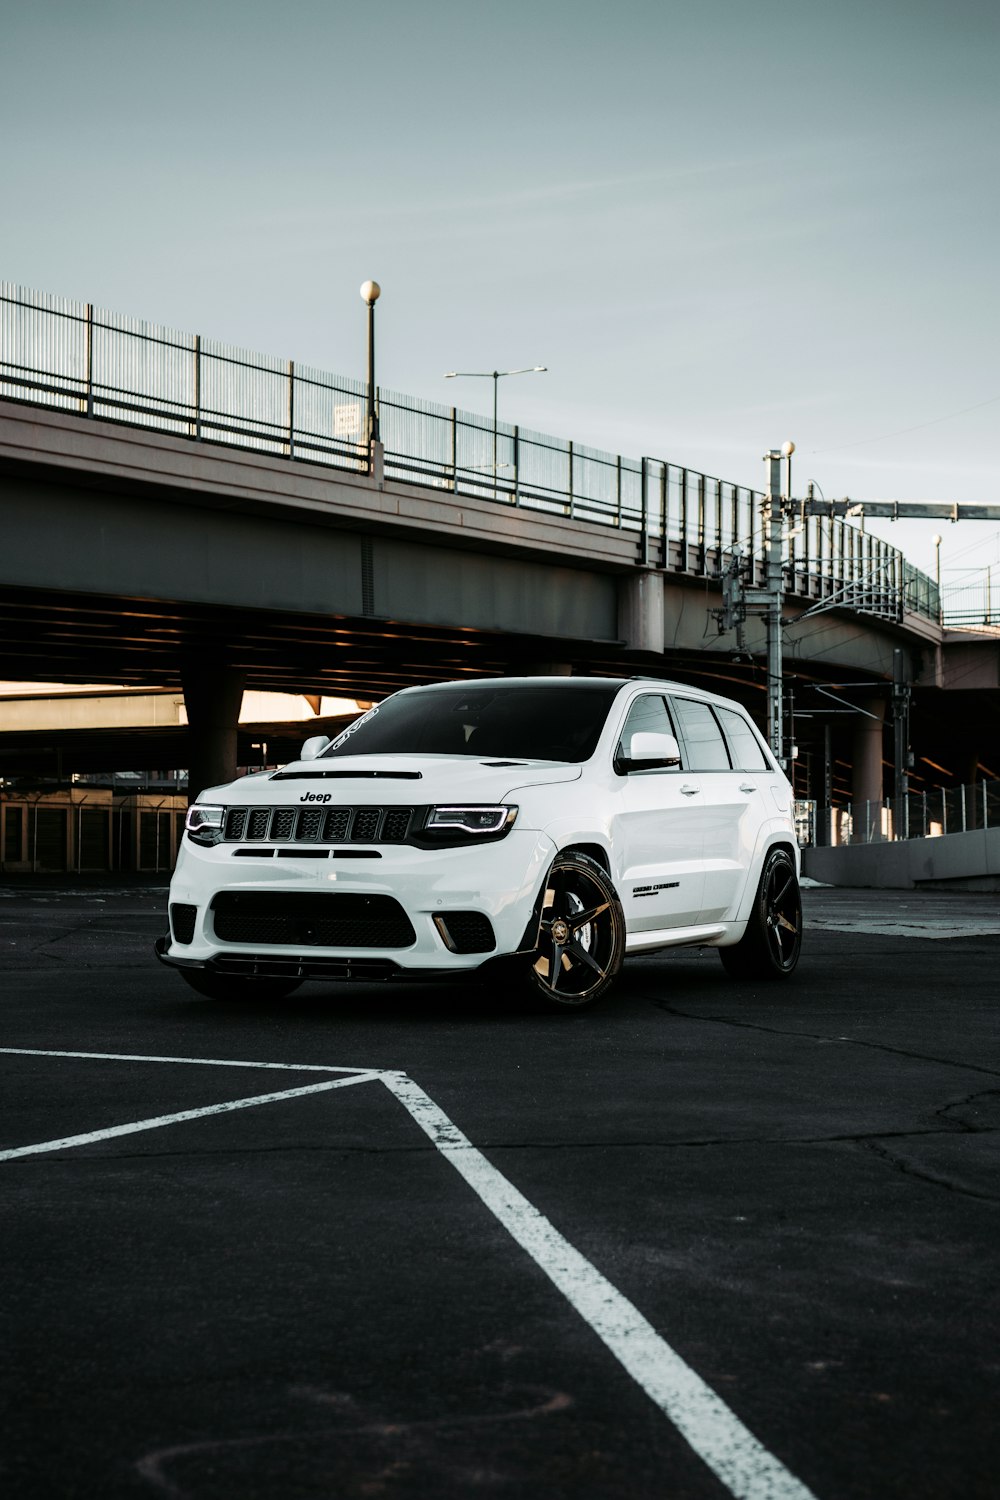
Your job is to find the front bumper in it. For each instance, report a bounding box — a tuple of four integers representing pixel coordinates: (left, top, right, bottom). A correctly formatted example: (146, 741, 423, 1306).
(158, 828, 555, 977)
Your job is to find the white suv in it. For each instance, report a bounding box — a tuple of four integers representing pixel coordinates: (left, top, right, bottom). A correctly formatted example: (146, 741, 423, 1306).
(156, 677, 802, 1009)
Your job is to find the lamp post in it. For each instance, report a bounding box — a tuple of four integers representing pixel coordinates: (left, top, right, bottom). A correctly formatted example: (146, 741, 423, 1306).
(444, 366, 546, 490)
(932, 533, 942, 624)
(360, 280, 381, 446)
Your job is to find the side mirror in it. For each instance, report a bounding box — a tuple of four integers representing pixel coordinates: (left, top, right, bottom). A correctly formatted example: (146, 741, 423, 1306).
(628, 731, 681, 768)
(300, 735, 331, 762)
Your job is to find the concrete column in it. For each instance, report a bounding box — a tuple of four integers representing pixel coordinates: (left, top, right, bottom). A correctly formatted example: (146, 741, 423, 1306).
(617, 570, 665, 654)
(852, 699, 885, 811)
(181, 661, 245, 804)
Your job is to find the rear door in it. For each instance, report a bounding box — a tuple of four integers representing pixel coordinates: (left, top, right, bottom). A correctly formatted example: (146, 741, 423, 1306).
(611, 693, 706, 930)
(669, 697, 771, 921)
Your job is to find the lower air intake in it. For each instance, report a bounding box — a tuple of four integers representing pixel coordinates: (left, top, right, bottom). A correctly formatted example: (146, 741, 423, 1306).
(211, 892, 416, 949)
(170, 903, 197, 944)
(435, 911, 496, 954)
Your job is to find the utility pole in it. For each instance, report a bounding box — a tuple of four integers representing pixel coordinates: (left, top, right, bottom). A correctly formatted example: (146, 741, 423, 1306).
(710, 460, 1000, 780)
(891, 647, 911, 835)
(761, 445, 793, 766)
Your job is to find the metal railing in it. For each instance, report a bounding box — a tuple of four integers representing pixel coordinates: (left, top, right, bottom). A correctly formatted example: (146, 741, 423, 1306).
(0, 282, 940, 621)
(941, 571, 999, 629)
(817, 781, 1000, 845)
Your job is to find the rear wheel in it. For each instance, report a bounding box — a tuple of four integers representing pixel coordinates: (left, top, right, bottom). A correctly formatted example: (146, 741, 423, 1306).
(527, 851, 626, 1010)
(179, 969, 303, 1002)
(720, 848, 802, 980)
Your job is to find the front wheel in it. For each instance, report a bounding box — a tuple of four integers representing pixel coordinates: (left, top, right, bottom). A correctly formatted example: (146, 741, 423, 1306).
(179, 969, 303, 1002)
(720, 848, 802, 980)
(527, 851, 626, 1010)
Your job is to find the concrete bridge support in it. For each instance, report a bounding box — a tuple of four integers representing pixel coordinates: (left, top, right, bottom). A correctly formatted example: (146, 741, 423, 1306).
(181, 662, 246, 803)
(853, 698, 886, 809)
(618, 571, 665, 654)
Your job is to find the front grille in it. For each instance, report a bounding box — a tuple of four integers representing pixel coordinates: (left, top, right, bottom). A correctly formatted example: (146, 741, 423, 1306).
(211, 892, 416, 949)
(170, 903, 197, 944)
(222, 806, 413, 845)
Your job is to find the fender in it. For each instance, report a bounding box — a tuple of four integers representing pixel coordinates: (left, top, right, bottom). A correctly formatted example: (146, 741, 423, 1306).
(731, 816, 801, 923)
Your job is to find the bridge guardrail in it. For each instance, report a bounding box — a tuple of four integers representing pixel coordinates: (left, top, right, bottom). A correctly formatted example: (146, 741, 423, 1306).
(815, 781, 1000, 846)
(0, 282, 940, 622)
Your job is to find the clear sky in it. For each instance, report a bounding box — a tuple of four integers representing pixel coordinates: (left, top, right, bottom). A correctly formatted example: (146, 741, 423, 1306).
(2, 0, 997, 591)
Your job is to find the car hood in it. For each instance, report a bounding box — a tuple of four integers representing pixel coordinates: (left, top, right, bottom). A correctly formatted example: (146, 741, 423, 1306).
(203, 755, 582, 805)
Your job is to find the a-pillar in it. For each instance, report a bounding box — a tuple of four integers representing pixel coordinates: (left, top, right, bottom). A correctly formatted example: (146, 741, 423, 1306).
(852, 699, 885, 814)
(181, 661, 246, 804)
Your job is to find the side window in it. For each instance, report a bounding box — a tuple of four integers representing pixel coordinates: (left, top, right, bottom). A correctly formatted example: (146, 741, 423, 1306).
(716, 706, 770, 771)
(615, 695, 676, 767)
(670, 698, 732, 771)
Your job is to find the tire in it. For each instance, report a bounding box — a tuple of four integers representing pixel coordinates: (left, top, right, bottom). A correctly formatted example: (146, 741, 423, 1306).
(720, 848, 802, 980)
(527, 851, 626, 1010)
(179, 969, 303, 1002)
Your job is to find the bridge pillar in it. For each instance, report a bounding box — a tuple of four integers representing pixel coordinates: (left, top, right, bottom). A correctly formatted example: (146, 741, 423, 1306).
(181, 662, 246, 804)
(618, 570, 664, 654)
(852, 699, 885, 812)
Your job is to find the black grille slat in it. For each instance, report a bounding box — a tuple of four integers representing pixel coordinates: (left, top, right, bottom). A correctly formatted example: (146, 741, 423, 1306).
(382, 809, 412, 842)
(224, 809, 247, 840)
(351, 809, 381, 842)
(211, 893, 416, 949)
(296, 808, 324, 840)
(270, 809, 295, 841)
(322, 808, 352, 841)
(223, 805, 416, 846)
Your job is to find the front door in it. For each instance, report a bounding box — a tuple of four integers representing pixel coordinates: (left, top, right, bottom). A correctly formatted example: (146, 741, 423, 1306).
(611, 694, 706, 930)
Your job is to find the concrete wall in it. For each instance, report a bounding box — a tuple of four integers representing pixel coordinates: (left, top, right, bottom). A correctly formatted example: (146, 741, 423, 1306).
(804, 826, 1000, 890)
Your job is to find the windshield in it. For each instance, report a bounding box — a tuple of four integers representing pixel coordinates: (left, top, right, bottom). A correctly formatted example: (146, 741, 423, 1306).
(322, 682, 623, 762)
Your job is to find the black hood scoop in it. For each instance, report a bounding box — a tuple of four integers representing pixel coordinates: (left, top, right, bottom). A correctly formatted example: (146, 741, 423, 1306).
(270, 770, 424, 781)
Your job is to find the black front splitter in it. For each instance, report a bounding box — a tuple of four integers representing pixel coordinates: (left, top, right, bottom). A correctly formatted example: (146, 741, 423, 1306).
(154, 936, 523, 985)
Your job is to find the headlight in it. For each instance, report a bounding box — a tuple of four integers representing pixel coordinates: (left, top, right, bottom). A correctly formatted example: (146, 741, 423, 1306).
(424, 805, 518, 837)
(184, 804, 225, 846)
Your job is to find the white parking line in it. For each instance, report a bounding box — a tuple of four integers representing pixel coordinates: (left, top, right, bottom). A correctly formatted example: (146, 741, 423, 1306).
(383, 1071, 818, 1500)
(2, 1048, 819, 1499)
(0, 1046, 376, 1073)
(0, 1071, 381, 1161)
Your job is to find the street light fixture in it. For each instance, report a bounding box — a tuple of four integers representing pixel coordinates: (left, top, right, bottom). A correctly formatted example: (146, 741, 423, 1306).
(444, 366, 547, 489)
(360, 280, 381, 445)
(932, 533, 943, 623)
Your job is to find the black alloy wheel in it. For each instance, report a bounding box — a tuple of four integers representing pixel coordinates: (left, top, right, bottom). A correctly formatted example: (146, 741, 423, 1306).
(528, 851, 626, 1009)
(179, 970, 303, 1002)
(720, 847, 802, 980)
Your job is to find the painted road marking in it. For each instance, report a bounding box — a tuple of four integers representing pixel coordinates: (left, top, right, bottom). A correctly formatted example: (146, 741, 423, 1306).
(0, 1046, 377, 1074)
(1, 1049, 819, 1500)
(0, 1071, 381, 1161)
(382, 1071, 818, 1500)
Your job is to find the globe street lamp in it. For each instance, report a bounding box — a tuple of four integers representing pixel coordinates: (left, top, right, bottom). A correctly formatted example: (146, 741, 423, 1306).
(360, 280, 381, 446)
(444, 366, 547, 489)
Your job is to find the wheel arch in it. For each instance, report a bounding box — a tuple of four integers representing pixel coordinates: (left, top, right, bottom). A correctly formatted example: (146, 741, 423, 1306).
(557, 841, 612, 876)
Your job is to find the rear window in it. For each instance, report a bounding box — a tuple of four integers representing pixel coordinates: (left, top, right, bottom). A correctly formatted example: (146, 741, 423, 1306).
(670, 697, 732, 771)
(716, 706, 771, 771)
(323, 681, 623, 762)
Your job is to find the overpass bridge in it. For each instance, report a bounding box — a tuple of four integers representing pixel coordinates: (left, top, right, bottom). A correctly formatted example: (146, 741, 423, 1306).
(1, 283, 996, 804)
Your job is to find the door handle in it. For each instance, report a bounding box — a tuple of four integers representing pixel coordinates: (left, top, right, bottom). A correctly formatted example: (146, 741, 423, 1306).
(679, 784, 701, 796)
(739, 783, 757, 793)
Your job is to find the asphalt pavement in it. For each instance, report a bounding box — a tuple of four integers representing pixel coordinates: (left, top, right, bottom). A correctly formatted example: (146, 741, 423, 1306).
(1, 880, 998, 1500)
